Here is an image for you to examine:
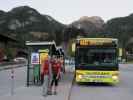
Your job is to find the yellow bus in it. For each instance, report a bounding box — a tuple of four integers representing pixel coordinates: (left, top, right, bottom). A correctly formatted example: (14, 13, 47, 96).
(75, 38, 119, 84)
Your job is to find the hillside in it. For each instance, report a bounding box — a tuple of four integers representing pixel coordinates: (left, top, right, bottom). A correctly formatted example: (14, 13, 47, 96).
(65, 14, 133, 48)
(0, 6, 133, 49)
(105, 14, 133, 47)
(64, 16, 105, 41)
(0, 6, 66, 45)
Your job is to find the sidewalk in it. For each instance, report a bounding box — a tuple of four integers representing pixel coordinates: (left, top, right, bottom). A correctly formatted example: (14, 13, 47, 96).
(0, 72, 74, 100)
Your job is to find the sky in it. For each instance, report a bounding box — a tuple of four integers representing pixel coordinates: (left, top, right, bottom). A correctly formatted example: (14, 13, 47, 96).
(0, 0, 133, 24)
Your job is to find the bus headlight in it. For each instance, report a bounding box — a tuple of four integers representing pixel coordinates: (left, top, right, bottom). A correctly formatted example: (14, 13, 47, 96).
(112, 75, 118, 80)
(78, 75, 82, 79)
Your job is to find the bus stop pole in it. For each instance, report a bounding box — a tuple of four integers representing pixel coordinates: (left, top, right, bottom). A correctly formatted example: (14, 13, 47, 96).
(27, 48, 30, 86)
(11, 67, 14, 95)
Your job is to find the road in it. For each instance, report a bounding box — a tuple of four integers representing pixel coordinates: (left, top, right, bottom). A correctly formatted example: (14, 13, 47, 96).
(69, 64, 133, 100)
(0, 66, 26, 96)
(0, 64, 133, 100)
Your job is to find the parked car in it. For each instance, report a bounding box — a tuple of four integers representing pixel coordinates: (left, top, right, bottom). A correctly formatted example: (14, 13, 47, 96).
(2, 55, 10, 62)
(13, 57, 27, 63)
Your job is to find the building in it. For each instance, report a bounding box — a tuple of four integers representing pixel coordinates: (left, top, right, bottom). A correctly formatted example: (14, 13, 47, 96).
(0, 33, 18, 61)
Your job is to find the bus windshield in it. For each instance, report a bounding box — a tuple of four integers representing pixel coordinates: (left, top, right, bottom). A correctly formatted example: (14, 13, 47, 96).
(77, 47, 117, 66)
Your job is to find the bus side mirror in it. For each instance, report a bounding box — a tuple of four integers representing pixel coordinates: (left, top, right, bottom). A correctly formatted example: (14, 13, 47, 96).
(118, 48, 122, 57)
(118, 48, 123, 63)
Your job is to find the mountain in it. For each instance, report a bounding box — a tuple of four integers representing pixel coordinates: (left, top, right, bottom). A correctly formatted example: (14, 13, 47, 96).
(0, 6, 66, 45)
(64, 16, 105, 41)
(105, 14, 133, 47)
(79, 16, 104, 29)
(1, 5, 133, 49)
(65, 14, 133, 48)
(71, 16, 104, 34)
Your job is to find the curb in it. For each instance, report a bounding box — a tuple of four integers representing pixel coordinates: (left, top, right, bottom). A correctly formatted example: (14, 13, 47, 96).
(67, 73, 75, 100)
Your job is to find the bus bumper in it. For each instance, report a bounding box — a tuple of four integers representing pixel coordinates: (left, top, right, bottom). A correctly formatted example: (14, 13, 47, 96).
(75, 70, 119, 84)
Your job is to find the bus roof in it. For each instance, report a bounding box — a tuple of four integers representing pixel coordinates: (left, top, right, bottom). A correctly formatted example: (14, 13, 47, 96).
(77, 38, 118, 42)
(76, 38, 118, 46)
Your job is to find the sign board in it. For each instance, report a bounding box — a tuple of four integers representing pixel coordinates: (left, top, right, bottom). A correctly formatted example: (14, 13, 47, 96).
(31, 53, 39, 64)
(38, 49, 49, 64)
(38, 49, 49, 53)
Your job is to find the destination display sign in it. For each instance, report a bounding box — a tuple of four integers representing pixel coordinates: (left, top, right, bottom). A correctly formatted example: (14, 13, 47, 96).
(79, 39, 113, 46)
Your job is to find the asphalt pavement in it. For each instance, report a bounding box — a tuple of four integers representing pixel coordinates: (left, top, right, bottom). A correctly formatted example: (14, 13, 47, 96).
(69, 64, 133, 100)
(0, 66, 27, 96)
(0, 64, 133, 100)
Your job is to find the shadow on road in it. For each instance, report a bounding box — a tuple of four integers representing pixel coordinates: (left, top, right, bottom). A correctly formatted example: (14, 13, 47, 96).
(75, 82, 117, 87)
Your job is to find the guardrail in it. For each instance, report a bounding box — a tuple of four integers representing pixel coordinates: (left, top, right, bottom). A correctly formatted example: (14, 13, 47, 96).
(0, 62, 27, 71)
(0, 61, 20, 66)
